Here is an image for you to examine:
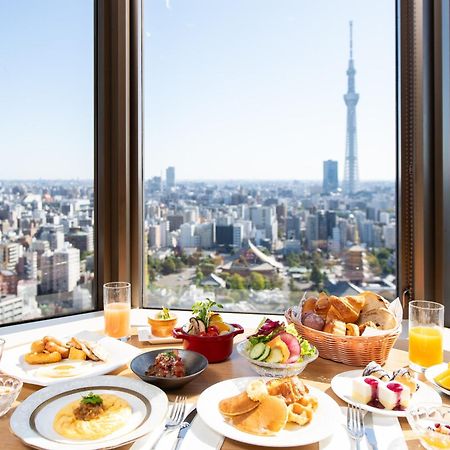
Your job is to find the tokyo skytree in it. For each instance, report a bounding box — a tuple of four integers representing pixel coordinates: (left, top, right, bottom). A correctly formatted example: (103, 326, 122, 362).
(343, 21, 359, 195)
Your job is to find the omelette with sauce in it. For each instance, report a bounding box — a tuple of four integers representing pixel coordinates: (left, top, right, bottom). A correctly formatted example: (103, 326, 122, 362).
(53, 392, 131, 440)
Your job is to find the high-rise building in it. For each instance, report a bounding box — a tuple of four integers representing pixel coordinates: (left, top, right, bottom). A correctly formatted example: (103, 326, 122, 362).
(166, 166, 175, 189)
(343, 21, 360, 195)
(53, 244, 80, 293)
(323, 160, 338, 194)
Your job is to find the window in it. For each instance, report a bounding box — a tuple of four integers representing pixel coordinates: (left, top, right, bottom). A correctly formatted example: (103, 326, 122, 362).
(0, 1, 95, 324)
(143, 1, 397, 313)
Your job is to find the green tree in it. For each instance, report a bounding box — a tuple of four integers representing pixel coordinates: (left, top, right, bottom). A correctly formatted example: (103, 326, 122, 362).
(229, 273, 245, 290)
(249, 272, 265, 290)
(310, 264, 322, 287)
(199, 262, 215, 276)
(161, 258, 176, 275)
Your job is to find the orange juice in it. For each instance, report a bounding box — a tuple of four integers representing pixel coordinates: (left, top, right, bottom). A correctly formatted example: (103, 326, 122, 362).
(409, 326, 443, 368)
(104, 303, 130, 338)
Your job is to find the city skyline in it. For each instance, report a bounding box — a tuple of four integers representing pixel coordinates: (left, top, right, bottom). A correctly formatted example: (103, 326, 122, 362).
(0, 1, 395, 181)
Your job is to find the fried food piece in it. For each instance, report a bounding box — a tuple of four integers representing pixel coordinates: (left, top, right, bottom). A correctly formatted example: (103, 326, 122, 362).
(266, 376, 309, 405)
(287, 402, 314, 425)
(230, 395, 288, 436)
(43, 336, 66, 347)
(30, 340, 45, 353)
(219, 392, 259, 416)
(25, 351, 62, 365)
(68, 347, 87, 360)
(246, 379, 268, 402)
(44, 340, 70, 359)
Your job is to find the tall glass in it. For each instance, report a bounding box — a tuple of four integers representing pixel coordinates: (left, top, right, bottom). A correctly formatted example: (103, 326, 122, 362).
(409, 300, 444, 372)
(103, 282, 131, 340)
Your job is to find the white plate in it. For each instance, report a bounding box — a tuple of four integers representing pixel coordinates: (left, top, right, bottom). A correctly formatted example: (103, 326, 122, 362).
(137, 327, 182, 345)
(425, 363, 450, 395)
(10, 375, 168, 450)
(0, 331, 141, 386)
(196, 376, 340, 447)
(331, 370, 442, 417)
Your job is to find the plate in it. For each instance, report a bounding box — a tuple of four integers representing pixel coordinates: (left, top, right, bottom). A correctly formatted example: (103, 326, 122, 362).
(331, 370, 442, 417)
(10, 375, 168, 450)
(196, 376, 340, 447)
(137, 327, 182, 345)
(0, 331, 141, 386)
(425, 363, 450, 395)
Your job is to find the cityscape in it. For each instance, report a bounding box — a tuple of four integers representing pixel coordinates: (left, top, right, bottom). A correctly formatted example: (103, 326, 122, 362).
(0, 19, 396, 324)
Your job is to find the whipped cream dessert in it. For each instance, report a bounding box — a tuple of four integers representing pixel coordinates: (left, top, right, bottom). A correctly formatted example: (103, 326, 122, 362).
(378, 382, 410, 410)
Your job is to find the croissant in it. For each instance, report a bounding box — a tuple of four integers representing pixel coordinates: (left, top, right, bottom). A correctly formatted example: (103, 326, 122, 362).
(323, 320, 346, 336)
(314, 293, 331, 320)
(329, 295, 365, 323)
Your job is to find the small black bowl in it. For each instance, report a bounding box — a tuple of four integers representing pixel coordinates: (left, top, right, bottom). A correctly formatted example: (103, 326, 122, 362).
(130, 349, 208, 390)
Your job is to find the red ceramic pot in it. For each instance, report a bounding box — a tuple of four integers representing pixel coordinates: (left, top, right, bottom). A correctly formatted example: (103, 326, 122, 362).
(172, 323, 244, 363)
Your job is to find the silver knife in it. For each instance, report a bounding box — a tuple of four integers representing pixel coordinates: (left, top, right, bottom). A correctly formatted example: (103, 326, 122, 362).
(173, 408, 197, 450)
(365, 413, 378, 450)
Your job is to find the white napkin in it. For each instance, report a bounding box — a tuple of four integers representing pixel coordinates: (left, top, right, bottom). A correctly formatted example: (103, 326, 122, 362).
(319, 407, 408, 450)
(130, 404, 224, 450)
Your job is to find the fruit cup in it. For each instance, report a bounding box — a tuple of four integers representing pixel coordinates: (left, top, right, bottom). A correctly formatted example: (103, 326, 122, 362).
(148, 314, 178, 337)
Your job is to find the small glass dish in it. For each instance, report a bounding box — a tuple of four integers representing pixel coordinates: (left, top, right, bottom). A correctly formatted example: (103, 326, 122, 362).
(236, 340, 319, 377)
(148, 314, 178, 337)
(0, 374, 23, 417)
(407, 403, 450, 449)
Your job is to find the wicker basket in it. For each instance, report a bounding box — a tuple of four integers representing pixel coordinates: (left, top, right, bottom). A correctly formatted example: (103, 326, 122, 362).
(285, 307, 400, 366)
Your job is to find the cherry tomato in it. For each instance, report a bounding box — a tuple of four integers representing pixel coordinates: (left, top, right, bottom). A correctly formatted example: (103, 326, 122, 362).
(198, 331, 207, 337)
(206, 326, 219, 336)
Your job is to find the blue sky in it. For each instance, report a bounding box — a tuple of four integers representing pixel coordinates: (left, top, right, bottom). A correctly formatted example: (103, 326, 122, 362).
(0, 1, 395, 181)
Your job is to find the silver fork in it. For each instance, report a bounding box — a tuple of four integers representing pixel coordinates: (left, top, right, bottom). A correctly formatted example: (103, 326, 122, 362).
(149, 395, 186, 450)
(347, 404, 364, 450)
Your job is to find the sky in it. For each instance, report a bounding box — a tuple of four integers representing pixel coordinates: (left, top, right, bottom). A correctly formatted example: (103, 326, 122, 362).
(0, 1, 395, 182)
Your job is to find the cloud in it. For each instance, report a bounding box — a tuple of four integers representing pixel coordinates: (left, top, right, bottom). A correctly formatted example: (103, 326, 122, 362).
(165, 0, 171, 9)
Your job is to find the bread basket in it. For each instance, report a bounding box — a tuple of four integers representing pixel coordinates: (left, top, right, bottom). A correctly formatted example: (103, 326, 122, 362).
(285, 306, 400, 366)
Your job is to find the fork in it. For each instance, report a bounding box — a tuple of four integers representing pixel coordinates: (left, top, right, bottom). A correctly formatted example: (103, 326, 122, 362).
(149, 395, 186, 450)
(347, 404, 365, 450)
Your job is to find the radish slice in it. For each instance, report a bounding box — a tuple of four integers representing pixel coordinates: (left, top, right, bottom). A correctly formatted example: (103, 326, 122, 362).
(278, 332, 301, 363)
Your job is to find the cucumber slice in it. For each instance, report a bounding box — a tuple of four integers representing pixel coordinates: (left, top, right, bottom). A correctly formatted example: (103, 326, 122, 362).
(249, 342, 266, 360)
(257, 345, 271, 361)
(266, 347, 283, 363)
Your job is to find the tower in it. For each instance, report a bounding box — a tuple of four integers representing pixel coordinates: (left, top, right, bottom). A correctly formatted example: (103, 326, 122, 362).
(343, 21, 359, 195)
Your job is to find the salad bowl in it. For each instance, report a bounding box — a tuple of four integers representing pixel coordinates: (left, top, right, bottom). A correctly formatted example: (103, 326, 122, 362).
(237, 318, 318, 377)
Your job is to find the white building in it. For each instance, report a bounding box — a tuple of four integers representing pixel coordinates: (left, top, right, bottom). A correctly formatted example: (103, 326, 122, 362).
(0, 294, 23, 323)
(0, 242, 20, 271)
(383, 223, 396, 250)
(179, 223, 199, 249)
(232, 223, 243, 248)
(53, 244, 80, 292)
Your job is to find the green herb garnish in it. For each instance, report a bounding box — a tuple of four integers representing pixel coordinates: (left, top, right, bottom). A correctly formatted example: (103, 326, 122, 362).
(81, 392, 103, 406)
(192, 299, 223, 328)
(160, 306, 171, 320)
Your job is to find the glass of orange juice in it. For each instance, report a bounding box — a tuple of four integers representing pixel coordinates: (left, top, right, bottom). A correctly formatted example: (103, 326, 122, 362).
(409, 300, 444, 372)
(104, 282, 131, 341)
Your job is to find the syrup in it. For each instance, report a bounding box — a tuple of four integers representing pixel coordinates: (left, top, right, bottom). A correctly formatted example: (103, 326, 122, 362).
(364, 377, 379, 402)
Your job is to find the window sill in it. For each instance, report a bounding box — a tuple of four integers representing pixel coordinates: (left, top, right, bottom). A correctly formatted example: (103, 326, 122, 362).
(2, 310, 449, 360)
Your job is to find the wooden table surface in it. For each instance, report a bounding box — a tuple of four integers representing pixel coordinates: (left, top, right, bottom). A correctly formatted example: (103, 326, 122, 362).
(1, 332, 440, 450)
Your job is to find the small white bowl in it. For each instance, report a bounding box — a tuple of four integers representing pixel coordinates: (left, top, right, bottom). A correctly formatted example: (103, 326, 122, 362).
(236, 340, 319, 377)
(0, 374, 22, 417)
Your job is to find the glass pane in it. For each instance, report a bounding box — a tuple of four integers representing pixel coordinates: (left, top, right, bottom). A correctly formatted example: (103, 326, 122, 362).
(0, 1, 95, 324)
(143, 1, 396, 313)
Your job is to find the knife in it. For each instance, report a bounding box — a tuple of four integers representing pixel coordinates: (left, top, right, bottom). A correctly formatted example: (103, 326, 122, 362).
(365, 413, 379, 450)
(173, 408, 197, 450)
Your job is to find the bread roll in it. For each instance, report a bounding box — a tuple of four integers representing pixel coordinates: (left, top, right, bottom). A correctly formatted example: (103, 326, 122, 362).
(345, 323, 360, 336)
(302, 298, 317, 315)
(323, 320, 346, 336)
(314, 294, 331, 320)
(358, 308, 397, 330)
(360, 291, 390, 312)
(302, 312, 325, 331)
(329, 295, 365, 323)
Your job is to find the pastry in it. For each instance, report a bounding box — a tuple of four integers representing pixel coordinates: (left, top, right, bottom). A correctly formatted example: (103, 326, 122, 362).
(358, 307, 397, 330)
(362, 361, 391, 382)
(392, 367, 419, 394)
(378, 382, 410, 410)
(345, 323, 360, 336)
(329, 295, 365, 323)
(358, 321, 378, 334)
(302, 298, 317, 315)
(360, 291, 390, 312)
(323, 320, 346, 336)
(352, 376, 380, 404)
(314, 293, 330, 320)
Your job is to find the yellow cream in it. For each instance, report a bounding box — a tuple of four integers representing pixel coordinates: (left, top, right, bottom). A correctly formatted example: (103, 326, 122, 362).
(53, 394, 131, 440)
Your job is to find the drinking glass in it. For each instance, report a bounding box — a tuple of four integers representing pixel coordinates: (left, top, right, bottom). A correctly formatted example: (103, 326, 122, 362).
(103, 282, 131, 340)
(409, 300, 444, 372)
